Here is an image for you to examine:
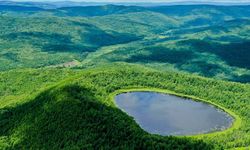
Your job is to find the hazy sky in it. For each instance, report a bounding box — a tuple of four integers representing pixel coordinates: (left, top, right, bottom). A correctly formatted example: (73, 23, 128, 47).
(8, 0, 250, 3)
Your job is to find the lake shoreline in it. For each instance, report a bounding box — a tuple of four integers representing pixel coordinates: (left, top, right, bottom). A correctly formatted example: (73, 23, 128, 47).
(109, 87, 242, 138)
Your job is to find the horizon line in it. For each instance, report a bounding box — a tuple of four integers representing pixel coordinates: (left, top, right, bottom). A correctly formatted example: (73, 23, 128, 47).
(3, 0, 250, 4)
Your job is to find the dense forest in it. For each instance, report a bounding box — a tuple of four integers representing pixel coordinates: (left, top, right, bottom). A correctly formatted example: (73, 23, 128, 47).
(0, 4, 249, 82)
(0, 64, 249, 149)
(0, 2, 250, 150)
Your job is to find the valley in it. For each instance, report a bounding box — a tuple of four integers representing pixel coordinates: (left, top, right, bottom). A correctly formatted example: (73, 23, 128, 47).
(0, 2, 249, 149)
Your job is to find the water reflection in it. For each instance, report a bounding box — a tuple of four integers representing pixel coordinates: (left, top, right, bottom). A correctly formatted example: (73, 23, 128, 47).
(115, 92, 234, 136)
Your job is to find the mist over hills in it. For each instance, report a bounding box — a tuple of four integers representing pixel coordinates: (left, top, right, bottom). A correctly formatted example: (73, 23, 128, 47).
(0, 0, 250, 9)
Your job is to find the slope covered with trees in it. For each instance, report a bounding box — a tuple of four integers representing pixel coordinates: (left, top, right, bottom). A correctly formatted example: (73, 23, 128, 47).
(0, 64, 249, 149)
(0, 3, 250, 149)
(0, 4, 249, 82)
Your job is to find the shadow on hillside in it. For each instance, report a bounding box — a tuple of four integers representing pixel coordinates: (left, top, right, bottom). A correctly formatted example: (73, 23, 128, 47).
(179, 60, 223, 77)
(0, 85, 213, 149)
(126, 46, 195, 64)
(2, 24, 141, 53)
(3, 32, 72, 43)
(179, 39, 250, 69)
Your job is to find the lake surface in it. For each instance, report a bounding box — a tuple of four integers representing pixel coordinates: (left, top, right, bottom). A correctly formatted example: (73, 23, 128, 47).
(115, 92, 234, 136)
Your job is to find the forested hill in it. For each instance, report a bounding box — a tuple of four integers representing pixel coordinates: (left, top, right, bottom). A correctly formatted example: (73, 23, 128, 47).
(0, 4, 250, 82)
(1, 4, 250, 17)
(0, 64, 249, 149)
(0, 3, 250, 150)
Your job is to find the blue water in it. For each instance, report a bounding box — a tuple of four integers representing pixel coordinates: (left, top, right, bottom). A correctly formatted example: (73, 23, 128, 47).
(115, 92, 234, 136)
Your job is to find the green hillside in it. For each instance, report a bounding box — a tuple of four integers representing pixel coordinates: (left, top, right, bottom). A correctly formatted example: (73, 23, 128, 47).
(0, 4, 250, 149)
(0, 64, 249, 149)
(0, 5, 249, 82)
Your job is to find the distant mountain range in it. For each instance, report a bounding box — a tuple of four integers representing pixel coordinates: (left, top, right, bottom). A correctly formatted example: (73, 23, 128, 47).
(0, 0, 250, 9)
(0, 3, 250, 82)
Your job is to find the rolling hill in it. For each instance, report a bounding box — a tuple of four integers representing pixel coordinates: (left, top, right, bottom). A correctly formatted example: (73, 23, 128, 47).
(0, 4, 249, 82)
(0, 3, 250, 149)
(0, 64, 249, 149)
